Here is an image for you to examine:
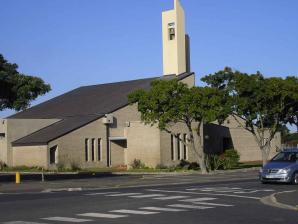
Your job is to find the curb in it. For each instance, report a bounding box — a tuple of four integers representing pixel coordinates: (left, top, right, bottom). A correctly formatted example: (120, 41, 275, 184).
(261, 190, 298, 211)
(111, 167, 260, 176)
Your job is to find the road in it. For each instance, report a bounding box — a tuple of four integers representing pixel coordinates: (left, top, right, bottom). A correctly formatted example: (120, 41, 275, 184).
(0, 171, 297, 224)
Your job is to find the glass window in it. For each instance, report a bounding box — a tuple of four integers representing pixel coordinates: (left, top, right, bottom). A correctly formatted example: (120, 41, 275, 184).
(91, 138, 95, 161)
(50, 145, 58, 164)
(177, 134, 181, 160)
(183, 134, 187, 160)
(98, 138, 102, 161)
(168, 22, 175, 40)
(171, 134, 175, 161)
(85, 138, 89, 162)
(271, 152, 298, 162)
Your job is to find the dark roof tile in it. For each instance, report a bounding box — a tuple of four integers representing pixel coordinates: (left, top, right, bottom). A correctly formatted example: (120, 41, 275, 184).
(11, 73, 193, 146)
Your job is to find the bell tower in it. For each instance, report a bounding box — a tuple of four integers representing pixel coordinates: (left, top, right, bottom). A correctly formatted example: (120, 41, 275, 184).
(162, 0, 190, 76)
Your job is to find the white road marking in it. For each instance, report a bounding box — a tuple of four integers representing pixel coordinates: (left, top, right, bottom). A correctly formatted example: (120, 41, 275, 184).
(106, 193, 143, 197)
(78, 213, 128, 219)
(147, 189, 261, 200)
(168, 204, 213, 209)
(42, 217, 92, 222)
(180, 197, 217, 202)
(111, 209, 159, 215)
(4, 222, 47, 224)
(129, 194, 165, 198)
(140, 207, 186, 212)
(187, 187, 275, 194)
(193, 202, 234, 207)
(153, 195, 190, 200)
(84, 192, 120, 196)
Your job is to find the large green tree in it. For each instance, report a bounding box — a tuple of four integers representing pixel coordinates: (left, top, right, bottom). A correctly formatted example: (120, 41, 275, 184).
(128, 79, 230, 174)
(202, 67, 298, 165)
(0, 54, 51, 111)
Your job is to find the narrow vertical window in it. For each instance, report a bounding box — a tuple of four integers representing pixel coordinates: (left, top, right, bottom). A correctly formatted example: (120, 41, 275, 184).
(183, 134, 188, 160)
(171, 134, 174, 161)
(98, 138, 102, 161)
(85, 138, 89, 162)
(177, 134, 181, 160)
(50, 145, 58, 164)
(91, 138, 95, 161)
(168, 22, 175, 40)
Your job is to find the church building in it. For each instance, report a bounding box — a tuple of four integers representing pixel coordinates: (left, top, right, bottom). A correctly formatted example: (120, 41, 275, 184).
(0, 0, 280, 169)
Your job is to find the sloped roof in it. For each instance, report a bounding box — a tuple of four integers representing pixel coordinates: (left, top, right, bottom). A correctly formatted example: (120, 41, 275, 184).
(11, 73, 193, 146)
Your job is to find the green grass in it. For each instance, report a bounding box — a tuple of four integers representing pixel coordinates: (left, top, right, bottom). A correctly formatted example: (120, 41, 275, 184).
(0, 166, 44, 172)
(0, 162, 261, 173)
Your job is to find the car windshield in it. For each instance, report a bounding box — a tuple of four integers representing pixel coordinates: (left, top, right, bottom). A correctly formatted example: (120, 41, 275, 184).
(271, 152, 298, 162)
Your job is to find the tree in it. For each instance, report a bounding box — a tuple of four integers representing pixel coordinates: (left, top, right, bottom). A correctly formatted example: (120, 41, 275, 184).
(0, 54, 51, 111)
(202, 67, 298, 165)
(128, 79, 230, 174)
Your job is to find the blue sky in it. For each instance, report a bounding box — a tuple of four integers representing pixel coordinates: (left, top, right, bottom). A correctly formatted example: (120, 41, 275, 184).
(1, 0, 298, 127)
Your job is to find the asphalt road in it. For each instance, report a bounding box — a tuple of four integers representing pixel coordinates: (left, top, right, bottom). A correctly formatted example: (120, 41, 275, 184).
(0, 172, 297, 224)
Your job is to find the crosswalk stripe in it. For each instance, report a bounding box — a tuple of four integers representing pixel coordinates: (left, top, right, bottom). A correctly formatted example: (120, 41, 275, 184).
(78, 213, 128, 219)
(153, 196, 189, 200)
(140, 207, 187, 212)
(129, 194, 165, 198)
(42, 217, 92, 222)
(106, 193, 142, 197)
(3, 222, 47, 224)
(168, 204, 213, 209)
(84, 192, 120, 196)
(193, 202, 234, 207)
(180, 197, 217, 202)
(111, 209, 159, 215)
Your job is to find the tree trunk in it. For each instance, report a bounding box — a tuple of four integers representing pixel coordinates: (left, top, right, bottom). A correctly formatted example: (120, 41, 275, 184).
(193, 126, 208, 174)
(261, 145, 270, 166)
(186, 124, 208, 174)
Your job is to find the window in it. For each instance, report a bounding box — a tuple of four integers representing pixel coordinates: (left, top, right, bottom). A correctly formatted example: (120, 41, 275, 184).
(171, 134, 175, 161)
(49, 145, 58, 164)
(177, 134, 181, 160)
(98, 138, 102, 161)
(0, 133, 5, 140)
(91, 138, 95, 161)
(183, 134, 188, 160)
(168, 22, 175, 40)
(85, 138, 89, 161)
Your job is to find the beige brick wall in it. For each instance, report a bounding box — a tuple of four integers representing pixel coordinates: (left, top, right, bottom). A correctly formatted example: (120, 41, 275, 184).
(160, 121, 202, 166)
(222, 115, 281, 162)
(180, 73, 195, 87)
(0, 118, 59, 166)
(49, 118, 107, 169)
(126, 122, 161, 168)
(12, 145, 48, 168)
(48, 105, 142, 169)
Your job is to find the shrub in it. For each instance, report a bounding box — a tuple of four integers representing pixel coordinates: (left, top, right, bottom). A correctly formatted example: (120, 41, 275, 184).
(189, 162, 200, 170)
(70, 161, 81, 171)
(206, 149, 240, 170)
(155, 164, 168, 170)
(222, 149, 240, 169)
(56, 162, 65, 171)
(177, 160, 200, 170)
(206, 154, 224, 171)
(0, 161, 7, 170)
(177, 160, 190, 169)
(131, 159, 146, 169)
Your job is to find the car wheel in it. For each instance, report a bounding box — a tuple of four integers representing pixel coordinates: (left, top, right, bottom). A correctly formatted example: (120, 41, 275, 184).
(292, 172, 298, 185)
